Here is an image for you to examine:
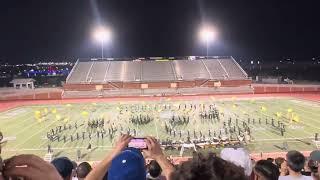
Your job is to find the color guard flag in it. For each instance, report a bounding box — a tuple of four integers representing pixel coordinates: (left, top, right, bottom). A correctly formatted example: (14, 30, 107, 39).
(51, 108, 57, 114)
(276, 112, 282, 118)
(81, 111, 89, 117)
(293, 114, 300, 122)
(260, 106, 267, 112)
(34, 111, 41, 119)
(55, 114, 61, 120)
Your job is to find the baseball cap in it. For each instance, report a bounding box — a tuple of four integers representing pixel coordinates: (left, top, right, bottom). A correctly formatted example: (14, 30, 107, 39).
(51, 157, 74, 178)
(220, 148, 253, 176)
(108, 147, 146, 180)
(310, 150, 320, 161)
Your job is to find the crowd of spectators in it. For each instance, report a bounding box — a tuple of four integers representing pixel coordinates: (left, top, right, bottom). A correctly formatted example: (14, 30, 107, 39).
(0, 134, 319, 180)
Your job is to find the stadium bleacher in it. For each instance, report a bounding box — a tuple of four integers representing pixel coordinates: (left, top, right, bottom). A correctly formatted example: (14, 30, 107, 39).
(66, 57, 248, 84)
(219, 58, 247, 79)
(87, 61, 109, 83)
(67, 61, 93, 83)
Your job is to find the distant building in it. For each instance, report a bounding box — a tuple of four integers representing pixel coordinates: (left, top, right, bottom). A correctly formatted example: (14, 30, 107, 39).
(10, 78, 35, 89)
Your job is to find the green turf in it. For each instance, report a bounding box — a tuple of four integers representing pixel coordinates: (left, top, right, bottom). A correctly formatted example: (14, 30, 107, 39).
(1, 97, 319, 161)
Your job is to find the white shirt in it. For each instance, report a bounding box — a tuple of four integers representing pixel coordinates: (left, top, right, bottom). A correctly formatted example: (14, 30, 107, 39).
(278, 175, 313, 180)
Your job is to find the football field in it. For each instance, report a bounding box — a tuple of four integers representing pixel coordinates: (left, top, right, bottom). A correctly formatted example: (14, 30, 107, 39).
(1, 96, 319, 161)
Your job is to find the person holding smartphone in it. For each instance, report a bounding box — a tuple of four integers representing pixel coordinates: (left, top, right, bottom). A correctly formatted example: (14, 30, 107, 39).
(86, 135, 174, 180)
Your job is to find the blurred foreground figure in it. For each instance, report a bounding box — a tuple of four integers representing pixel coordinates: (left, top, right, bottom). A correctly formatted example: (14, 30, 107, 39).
(279, 150, 312, 180)
(253, 160, 280, 180)
(171, 152, 247, 180)
(86, 135, 174, 180)
(2, 154, 63, 180)
(51, 157, 74, 180)
(76, 162, 92, 180)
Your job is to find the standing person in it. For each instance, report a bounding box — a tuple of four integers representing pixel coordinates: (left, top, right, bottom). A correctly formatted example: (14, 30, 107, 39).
(48, 144, 52, 154)
(279, 150, 313, 180)
(77, 149, 81, 161)
(87, 143, 92, 151)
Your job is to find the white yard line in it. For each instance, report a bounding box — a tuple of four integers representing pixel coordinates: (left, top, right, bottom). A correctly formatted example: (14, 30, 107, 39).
(251, 137, 314, 142)
(153, 116, 159, 139)
(11, 116, 44, 137)
(2, 111, 34, 130)
(268, 101, 320, 133)
(6, 145, 114, 152)
(13, 111, 65, 149)
(234, 102, 305, 140)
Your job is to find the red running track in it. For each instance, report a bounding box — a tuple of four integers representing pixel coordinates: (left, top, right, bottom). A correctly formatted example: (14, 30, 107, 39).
(0, 92, 319, 112)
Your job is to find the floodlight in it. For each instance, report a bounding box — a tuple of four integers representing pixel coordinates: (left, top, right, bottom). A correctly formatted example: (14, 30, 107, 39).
(93, 26, 111, 43)
(92, 26, 111, 59)
(199, 27, 216, 43)
(198, 26, 217, 57)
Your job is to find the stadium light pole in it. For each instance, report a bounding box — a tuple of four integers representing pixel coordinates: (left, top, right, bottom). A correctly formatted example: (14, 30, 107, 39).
(199, 27, 216, 58)
(93, 26, 111, 59)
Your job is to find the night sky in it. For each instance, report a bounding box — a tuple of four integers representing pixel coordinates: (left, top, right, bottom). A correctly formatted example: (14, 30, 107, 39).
(0, 0, 319, 63)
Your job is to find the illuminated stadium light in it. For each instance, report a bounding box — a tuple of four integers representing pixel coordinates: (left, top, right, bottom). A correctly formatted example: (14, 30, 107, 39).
(92, 26, 111, 59)
(199, 28, 216, 43)
(199, 26, 217, 58)
(93, 26, 111, 43)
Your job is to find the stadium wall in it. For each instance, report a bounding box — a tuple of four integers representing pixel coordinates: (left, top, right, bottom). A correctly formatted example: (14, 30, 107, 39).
(63, 79, 252, 91)
(0, 89, 62, 101)
(252, 84, 320, 94)
(1, 83, 320, 100)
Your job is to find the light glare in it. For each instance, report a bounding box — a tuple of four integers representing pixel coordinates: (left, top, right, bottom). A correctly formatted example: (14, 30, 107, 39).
(93, 27, 111, 43)
(199, 27, 216, 43)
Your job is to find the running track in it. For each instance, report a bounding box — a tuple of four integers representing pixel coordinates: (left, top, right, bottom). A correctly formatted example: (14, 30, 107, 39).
(0, 92, 319, 112)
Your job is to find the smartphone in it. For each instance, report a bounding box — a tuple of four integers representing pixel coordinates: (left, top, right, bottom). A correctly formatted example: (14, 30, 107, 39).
(128, 138, 147, 149)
